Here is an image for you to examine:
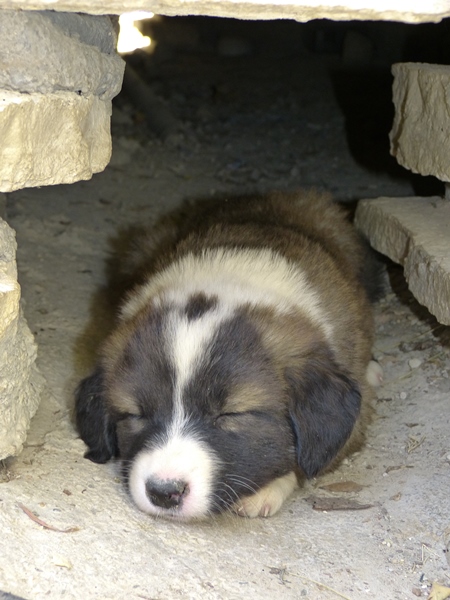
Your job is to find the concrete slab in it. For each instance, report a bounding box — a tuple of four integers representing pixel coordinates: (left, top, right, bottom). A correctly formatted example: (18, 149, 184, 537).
(355, 197, 450, 325)
(1, 47, 449, 600)
(0, 0, 449, 22)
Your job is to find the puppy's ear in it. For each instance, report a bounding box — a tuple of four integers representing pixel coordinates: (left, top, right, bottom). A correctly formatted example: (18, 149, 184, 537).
(286, 349, 361, 478)
(75, 367, 118, 464)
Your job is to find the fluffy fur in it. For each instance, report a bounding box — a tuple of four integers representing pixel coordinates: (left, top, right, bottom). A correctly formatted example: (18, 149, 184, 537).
(75, 190, 382, 520)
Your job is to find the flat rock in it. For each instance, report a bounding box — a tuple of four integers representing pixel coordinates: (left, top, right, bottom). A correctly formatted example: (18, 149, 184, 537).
(0, 90, 113, 192)
(0, 0, 449, 22)
(0, 10, 124, 99)
(0, 218, 44, 459)
(355, 196, 450, 325)
(390, 63, 450, 182)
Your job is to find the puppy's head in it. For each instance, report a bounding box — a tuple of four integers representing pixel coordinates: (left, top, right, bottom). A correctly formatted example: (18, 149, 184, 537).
(76, 298, 361, 519)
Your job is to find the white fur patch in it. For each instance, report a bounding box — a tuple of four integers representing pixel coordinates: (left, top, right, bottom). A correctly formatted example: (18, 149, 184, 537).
(128, 434, 218, 519)
(233, 471, 298, 518)
(366, 360, 383, 387)
(121, 247, 333, 340)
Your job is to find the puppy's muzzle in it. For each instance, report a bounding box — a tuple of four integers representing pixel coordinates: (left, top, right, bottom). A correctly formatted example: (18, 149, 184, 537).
(145, 478, 190, 510)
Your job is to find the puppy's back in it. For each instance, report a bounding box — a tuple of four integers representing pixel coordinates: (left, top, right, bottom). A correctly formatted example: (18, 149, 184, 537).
(170, 190, 371, 288)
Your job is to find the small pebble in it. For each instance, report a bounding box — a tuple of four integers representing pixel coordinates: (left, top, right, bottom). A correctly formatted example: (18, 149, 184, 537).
(52, 555, 73, 569)
(409, 358, 422, 369)
(400, 391, 408, 400)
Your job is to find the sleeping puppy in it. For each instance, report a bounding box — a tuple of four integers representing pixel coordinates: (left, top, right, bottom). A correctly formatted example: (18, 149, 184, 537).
(75, 189, 382, 520)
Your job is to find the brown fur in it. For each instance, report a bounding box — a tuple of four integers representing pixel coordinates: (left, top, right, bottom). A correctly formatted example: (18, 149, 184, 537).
(75, 189, 380, 519)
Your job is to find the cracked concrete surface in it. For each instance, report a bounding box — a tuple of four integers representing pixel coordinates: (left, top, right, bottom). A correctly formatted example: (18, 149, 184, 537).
(1, 21, 450, 599)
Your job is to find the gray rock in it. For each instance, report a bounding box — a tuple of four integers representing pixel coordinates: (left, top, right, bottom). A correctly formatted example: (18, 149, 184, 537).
(0, 218, 45, 459)
(0, 10, 124, 99)
(355, 196, 450, 325)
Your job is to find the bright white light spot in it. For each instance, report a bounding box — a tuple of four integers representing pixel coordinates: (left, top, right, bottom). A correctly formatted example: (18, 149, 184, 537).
(117, 11, 154, 54)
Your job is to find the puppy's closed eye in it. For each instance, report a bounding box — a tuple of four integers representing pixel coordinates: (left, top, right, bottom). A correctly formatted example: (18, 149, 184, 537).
(214, 411, 256, 431)
(117, 412, 145, 422)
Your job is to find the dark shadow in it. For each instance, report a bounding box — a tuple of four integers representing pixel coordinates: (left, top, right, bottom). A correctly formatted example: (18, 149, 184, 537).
(386, 261, 450, 349)
(329, 17, 450, 197)
(330, 66, 397, 174)
(330, 65, 444, 197)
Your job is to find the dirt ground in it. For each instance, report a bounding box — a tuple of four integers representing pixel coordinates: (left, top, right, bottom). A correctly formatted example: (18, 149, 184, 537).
(1, 18, 450, 600)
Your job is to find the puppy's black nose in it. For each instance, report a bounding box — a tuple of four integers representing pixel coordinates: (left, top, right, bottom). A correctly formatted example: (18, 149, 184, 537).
(145, 478, 189, 509)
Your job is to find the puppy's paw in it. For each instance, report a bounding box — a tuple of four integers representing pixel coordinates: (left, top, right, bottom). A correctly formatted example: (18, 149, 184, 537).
(233, 472, 298, 518)
(366, 360, 383, 387)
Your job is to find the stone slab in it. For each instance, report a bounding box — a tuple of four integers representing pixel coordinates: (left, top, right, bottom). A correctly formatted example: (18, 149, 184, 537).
(0, 218, 44, 459)
(0, 90, 112, 192)
(390, 63, 450, 183)
(355, 196, 450, 325)
(0, 0, 449, 23)
(0, 10, 124, 100)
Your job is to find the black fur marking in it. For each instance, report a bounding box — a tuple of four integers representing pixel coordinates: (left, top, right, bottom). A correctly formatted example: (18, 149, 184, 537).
(111, 308, 177, 462)
(75, 367, 118, 464)
(120, 309, 175, 424)
(183, 312, 272, 416)
(184, 293, 218, 321)
(286, 348, 361, 478)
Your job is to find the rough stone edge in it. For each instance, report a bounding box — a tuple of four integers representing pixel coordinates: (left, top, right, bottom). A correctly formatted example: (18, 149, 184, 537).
(389, 63, 450, 183)
(355, 196, 450, 325)
(0, 10, 124, 99)
(0, 0, 448, 22)
(0, 218, 45, 460)
(0, 313, 46, 460)
(0, 90, 113, 193)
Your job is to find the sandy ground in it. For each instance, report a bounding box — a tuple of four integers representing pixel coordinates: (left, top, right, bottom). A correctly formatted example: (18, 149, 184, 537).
(1, 20, 450, 600)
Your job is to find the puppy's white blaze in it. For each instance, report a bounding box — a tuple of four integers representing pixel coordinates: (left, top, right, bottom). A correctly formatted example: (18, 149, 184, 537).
(166, 306, 231, 437)
(120, 247, 333, 340)
(167, 307, 228, 396)
(128, 435, 218, 519)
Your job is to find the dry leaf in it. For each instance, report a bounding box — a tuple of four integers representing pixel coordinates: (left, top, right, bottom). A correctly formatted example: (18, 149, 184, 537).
(305, 495, 374, 511)
(385, 465, 414, 473)
(428, 582, 450, 600)
(319, 481, 364, 493)
(407, 435, 425, 454)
